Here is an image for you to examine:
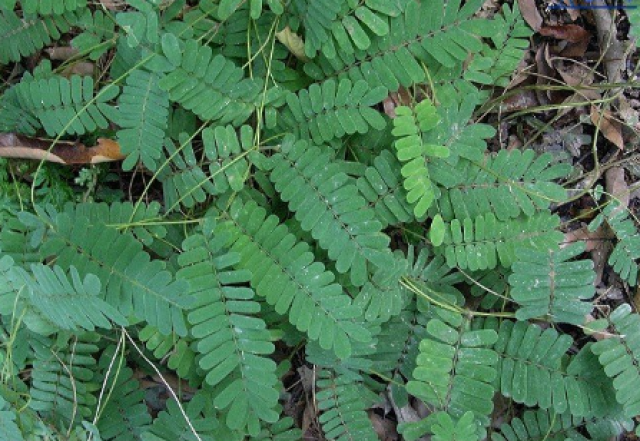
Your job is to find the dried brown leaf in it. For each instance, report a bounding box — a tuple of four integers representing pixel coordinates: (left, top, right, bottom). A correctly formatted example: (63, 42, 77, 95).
(518, 0, 543, 31)
(369, 411, 398, 441)
(605, 166, 630, 213)
(0, 133, 125, 164)
(591, 106, 624, 149)
(540, 24, 591, 43)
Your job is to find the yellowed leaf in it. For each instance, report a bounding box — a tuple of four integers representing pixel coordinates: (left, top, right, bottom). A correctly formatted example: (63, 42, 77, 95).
(275, 26, 308, 61)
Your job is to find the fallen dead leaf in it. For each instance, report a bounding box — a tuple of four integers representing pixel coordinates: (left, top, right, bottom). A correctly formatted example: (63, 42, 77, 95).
(591, 106, 624, 149)
(552, 59, 594, 87)
(369, 411, 399, 441)
(45, 46, 79, 60)
(499, 89, 539, 112)
(99, 0, 125, 10)
(605, 166, 630, 214)
(540, 24, 590, 43)
(0, 133, 125, 164)
(518, 0, 543, 31)
(383, 88, 412, 118)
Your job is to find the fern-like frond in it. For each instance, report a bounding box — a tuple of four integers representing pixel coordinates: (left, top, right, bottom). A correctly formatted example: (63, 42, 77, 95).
(71, 9, 116, 60)
(431, 411, 479, 441)
(0, 87, 41, 134)
(437, 212, 563, 270)
(371, 305, 428, 407)
(464, 3, 532, 87)
(315, 369, 380, 441)
(0, 9, 75, 64)
(392, 99, 449, 217)
(490, 409, 627, 441)
(0, 396, 23, 441)
(13, 75, 119, 136)
(0, 217, 42, 266)
(141, 392, 219, 441)
(591, 304, 640, 417)
(487, 319, 617, 417)
(438, 150, 570, 222)
(96, 357, 151, 441)
(288, 0, 407, 59)
(303, 0, 490, 90)
(159, 125, 256, 210)
(277, 79, 387, 144)
(21, 0, 86, 15)
(15, 264, 126, 332)
(178, 224, 280, 434)
(62, 201, 166, 247)
(406, 309, 498, 425)
(509, 243, 594, 325)
(37, 211, 191, 336)
(137, 326, 198, 382)
(29, 333, 100, 428)
(353, 254, 408, 321)
(249, 416, 302, 441)
(214, 198, 371, 358)
(357, 149, 417, 227)
(268, 137, 393, 287)
(158, 40, 267, 126)
(589, 203, 640, 285)
(423, 82, 495, 166)
(117, 69, 169, 171)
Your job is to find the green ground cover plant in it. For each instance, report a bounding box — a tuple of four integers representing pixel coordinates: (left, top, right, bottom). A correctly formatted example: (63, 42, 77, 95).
(0, 0, 639, 440)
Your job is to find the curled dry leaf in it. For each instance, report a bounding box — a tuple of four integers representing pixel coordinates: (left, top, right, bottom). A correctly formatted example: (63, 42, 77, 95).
(0, 133, 125, 164)
(591, 106, 624, 150)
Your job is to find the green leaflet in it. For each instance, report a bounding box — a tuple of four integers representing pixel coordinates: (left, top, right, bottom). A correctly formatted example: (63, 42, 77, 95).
(268, 137, 393, 287)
